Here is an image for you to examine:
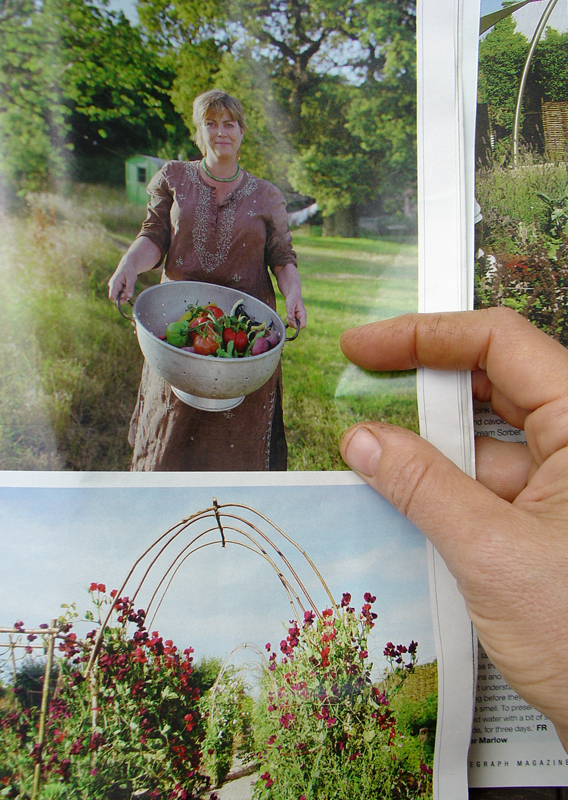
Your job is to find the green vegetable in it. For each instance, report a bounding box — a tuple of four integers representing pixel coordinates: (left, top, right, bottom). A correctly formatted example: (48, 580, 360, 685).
(165, 320, 190, 348)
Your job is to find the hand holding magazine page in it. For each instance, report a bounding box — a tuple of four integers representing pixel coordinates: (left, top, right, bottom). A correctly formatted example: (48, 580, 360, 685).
(339, 0, 568, 791)
(408, 0, 568, 795)
(469, 0, 568, 790)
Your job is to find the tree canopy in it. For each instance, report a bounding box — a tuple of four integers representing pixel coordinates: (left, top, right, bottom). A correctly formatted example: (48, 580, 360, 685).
(478, 15, 568, 158)
(1, 0, 417, 233)
(138, 0, 416, 228)
(0, 0, 186, 195)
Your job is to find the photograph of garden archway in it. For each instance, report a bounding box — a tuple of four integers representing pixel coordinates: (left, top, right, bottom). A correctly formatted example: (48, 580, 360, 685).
(0, 477, 437, 798)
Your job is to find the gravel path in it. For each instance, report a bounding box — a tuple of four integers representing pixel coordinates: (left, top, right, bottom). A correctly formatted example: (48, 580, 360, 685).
(208, 773, 257, 800)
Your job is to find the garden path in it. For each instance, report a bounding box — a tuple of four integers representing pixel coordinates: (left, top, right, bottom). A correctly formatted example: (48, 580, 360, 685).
(211, 773, 257, 799)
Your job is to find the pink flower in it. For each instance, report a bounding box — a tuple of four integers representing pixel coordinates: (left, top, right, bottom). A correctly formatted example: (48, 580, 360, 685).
(69, 737, 84, 755)
(260, 772, 274, 788)
(89, 731, 105, 751)
(279, 712, 295, 730)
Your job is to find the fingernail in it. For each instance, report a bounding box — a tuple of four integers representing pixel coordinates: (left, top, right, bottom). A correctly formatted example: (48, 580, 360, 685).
(344, 428, 382, 477)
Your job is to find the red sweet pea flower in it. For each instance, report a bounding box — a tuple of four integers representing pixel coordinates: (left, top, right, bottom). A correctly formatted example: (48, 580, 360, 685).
(260, 772, 274, 788)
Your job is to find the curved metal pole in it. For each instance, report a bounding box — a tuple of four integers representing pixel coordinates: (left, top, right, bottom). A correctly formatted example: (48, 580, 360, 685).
(513, 0, 560, 165)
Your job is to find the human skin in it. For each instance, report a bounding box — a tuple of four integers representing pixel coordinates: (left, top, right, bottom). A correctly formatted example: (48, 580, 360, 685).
(107, 239, 307, 329)
(273, 262, 307, 328)
(200, 112, 244, 171)
(108, 110, 306, 328)
(339, 307, 568, 751)
(108, 236, 161, 303)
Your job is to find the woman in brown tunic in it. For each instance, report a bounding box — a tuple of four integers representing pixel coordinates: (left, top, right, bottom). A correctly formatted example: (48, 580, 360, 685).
(108, 90, 307, 471)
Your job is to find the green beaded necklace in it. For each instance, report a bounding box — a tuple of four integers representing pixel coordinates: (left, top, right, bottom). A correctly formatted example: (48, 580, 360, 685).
(201, 158, 241, 183)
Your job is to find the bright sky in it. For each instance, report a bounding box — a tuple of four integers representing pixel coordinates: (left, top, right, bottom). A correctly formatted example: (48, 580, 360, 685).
(108, 0, 138, 23)
(0, 476, 435, 683)
(481, 0, 568, 34)
(113, 0, 568, 36)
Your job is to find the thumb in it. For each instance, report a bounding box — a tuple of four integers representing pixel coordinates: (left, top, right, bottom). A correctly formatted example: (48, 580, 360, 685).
(339, 422, 518, 587)
(341, 422, 568, 744)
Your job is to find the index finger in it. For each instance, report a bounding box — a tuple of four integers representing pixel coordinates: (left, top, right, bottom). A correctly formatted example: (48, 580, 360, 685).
(341, 307, 568, 412)
(340, 308, 568, 463)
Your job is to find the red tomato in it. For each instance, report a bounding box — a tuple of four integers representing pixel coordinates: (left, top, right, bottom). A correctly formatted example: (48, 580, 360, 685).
(189, 315, 210, 330)
(234, 330, 249, 352)
(205, 304, 224, 320)
(189, 316, 215, 340)
(193, 334, 219, 356)
(223, 327, 236, 345)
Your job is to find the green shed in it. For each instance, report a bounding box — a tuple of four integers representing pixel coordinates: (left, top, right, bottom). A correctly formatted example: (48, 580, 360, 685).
(125, 154, 167, 205)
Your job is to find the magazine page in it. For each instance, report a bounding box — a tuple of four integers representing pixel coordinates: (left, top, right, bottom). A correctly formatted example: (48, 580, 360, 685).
(0, 0, 476, 797)
(417, 0, 481, 796)
(0, 0, 419, 476)
(0, 471, 440, 799)
(468, 0, 568, 788)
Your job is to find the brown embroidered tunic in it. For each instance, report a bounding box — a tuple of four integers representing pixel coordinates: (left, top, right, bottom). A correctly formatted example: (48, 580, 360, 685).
(128, 160, 297, 472)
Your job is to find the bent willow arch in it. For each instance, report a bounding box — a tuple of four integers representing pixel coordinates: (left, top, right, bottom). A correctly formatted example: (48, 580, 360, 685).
(86, 498, 336, 675)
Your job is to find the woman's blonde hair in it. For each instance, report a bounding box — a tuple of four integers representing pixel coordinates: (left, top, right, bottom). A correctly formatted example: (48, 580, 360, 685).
(192, 90, 246, 155)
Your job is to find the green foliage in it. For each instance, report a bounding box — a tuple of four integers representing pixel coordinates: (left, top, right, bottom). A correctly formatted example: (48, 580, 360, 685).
(535, 191, 568, 239)
(478, 15, 529, 134)
(0, 703, 37, 796)
(200, 665, 254, 786)
(476, 236, 568, 346)
(2, 0, 417, 219)
(533, 28, 568, 103)
(390, 668, 437, 774)
(475, 160, 568, 345)
(139, 0, 416, 222)
(345, 25, 416, 212)
(478, 18, 568, 158)
(57, 0, 186, 161)
(0, 589, 210, 798)
(0, 188, 149, 470)
(252, 596, 431, 799)
(0, 0, 70, 194)
(0, 592, 435, 799)
(0, 0, 187, 197)
(13, 657, 58, 711)
(287, 80, 376, 217)
(475, 160, 568, 240)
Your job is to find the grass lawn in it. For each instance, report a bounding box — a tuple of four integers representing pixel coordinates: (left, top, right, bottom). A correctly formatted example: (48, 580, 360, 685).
(0, 188, 417, 471)
(278, 228, 418, 469)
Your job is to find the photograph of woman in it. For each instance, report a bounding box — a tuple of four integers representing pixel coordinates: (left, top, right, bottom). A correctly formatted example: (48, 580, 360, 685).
(108, 90, 307, 472)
